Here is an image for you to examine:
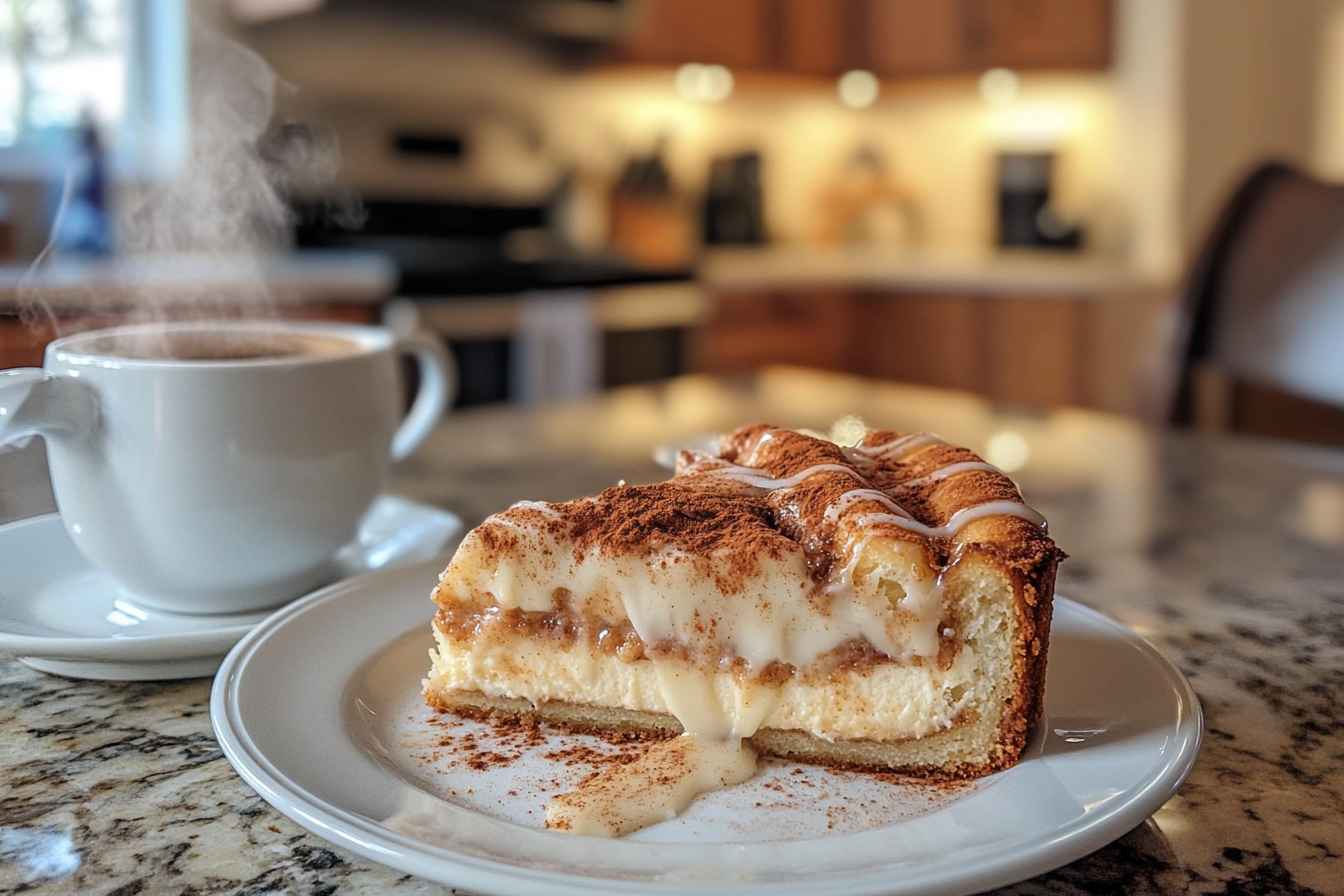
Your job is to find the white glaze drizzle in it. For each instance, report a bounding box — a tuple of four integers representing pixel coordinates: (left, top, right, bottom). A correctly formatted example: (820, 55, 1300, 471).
(699, 432, 1042, 541)
(740, 427, 781, 466)
(715, 431, 1044, 666)
(704, 461, 867, 491)
(845, 431, 944, 462)
(822, 488, 915, 525)
(853, 500, 1047, 540)
(895, 461, 1004, 491)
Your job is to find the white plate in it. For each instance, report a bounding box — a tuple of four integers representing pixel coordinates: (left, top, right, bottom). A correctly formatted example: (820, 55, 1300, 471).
(0, 496, 461, 680)
(212, 564, 1202, 895)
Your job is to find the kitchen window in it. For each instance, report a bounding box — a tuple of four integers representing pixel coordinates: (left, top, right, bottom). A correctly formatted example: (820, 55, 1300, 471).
(0, 0, 185, 175)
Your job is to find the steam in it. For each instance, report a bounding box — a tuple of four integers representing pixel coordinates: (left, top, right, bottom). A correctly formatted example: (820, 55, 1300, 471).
(21, 19, 358, 333)
(122, 27, 294, 264)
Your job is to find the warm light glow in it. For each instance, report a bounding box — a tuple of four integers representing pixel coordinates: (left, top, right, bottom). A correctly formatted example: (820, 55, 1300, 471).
(979, 68, 1020, 106)
(704, 65, 733, 102)
(1005, 102, 1076, 144)
(837, 70, 879, 109)
(674, 64, 702, 99)
(675, 63, 734, 103)
(984, 431, 1031, 472)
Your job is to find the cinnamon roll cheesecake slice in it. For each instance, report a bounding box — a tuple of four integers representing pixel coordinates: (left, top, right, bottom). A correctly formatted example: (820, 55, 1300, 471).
(422, 423, 1063, 836)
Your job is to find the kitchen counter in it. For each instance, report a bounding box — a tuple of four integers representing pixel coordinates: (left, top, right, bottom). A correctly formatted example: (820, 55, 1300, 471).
(700, 247, 1174, 297)
(0, 251, 395, 309)
(2, 369, 1342, 894)
(410, 281, 710, 339)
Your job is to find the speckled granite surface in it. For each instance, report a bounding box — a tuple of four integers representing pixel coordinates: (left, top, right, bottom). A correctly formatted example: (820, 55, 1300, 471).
(2, 373, 1341, 895)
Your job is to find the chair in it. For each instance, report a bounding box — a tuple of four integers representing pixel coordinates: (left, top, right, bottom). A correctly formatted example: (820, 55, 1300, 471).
(1170, 161, 1344, 446)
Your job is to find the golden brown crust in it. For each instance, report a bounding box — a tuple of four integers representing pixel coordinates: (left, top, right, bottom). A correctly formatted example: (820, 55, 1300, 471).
(991, 545, 1060, 769)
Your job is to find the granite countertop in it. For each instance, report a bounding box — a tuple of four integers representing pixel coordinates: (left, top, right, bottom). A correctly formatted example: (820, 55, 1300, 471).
(2, 370, 1341, 894)
(700, 247, 1174, 297)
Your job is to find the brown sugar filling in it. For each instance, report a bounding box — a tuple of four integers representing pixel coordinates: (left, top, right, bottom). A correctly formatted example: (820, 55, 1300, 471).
(433, 603, 962, 683)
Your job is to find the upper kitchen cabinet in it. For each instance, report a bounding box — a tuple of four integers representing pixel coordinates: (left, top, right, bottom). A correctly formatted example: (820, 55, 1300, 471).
(615, 0, 1112, 75)
(619, 0, 772, 68)
(865, 1, 971, 76)
(866, 0, 1112, 76)
(968, 0, 1113, 70)
(776, 0, 856, 76)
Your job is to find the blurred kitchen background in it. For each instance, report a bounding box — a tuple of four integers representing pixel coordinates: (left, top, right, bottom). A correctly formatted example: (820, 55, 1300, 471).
(3, 0, 1343, 443)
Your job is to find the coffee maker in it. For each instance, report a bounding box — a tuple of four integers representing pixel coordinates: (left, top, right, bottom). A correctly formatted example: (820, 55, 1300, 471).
(995, 151, 1082, 251)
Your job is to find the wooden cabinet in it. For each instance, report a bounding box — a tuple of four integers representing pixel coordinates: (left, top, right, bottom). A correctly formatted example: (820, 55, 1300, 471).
(620, 0, 772, 68)
(866, 0, 1112, 76)
(616, 0, 1112, 75)
(865, 1, 972, 76)
(855, 293, 1090, 407)
(777, 0, 856, 75)
(692, 289, 855, 373)
(693, 285, 1168, 415)
(980, 297, 1087, 407)
(969, 0, 1113, 70)
(854, 294, 986, 391)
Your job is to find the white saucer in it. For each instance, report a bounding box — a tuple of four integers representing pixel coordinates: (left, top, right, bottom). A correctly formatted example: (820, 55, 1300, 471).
(0, 496, 461, 681)
(212, 565, 1202, 896)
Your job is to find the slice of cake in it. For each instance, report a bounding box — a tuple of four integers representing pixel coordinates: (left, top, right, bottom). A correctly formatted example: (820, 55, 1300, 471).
(423, 423, 1063, 834)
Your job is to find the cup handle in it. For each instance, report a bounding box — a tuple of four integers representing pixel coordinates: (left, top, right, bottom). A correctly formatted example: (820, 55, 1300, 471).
(389, 332, 455, 462)
(0, 368, 98, 447)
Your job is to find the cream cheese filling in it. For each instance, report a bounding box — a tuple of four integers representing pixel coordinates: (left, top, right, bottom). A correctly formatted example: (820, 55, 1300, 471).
(427, 625, 980, 743)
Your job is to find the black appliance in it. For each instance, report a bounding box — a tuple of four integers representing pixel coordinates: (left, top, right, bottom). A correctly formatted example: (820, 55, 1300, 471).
(995, 152, 1083, 251)
(702, 151, 767, 246)
(293, 197, 691, 296)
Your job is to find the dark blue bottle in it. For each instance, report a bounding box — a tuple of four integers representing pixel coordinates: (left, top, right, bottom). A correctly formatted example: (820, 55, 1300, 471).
(53, 108, 114, 257)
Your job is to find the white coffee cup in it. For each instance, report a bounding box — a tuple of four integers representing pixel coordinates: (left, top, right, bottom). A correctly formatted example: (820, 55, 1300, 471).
(0, 320, 454, 614)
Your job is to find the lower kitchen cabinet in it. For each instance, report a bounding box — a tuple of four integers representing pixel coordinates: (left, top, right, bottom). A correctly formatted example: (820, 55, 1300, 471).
(979, 297, 1089, 408)
(694, 287, 1171, 415)
(854, 294, 987, 395)
(691, 289, 856, 374)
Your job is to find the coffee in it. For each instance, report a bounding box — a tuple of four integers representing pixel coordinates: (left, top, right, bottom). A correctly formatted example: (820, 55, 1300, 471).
(96, 331, 359, 362)
(14, 320, 451, 612)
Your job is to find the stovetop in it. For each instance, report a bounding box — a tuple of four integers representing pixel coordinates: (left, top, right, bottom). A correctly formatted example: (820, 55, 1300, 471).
(292, 198, 693, 297)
